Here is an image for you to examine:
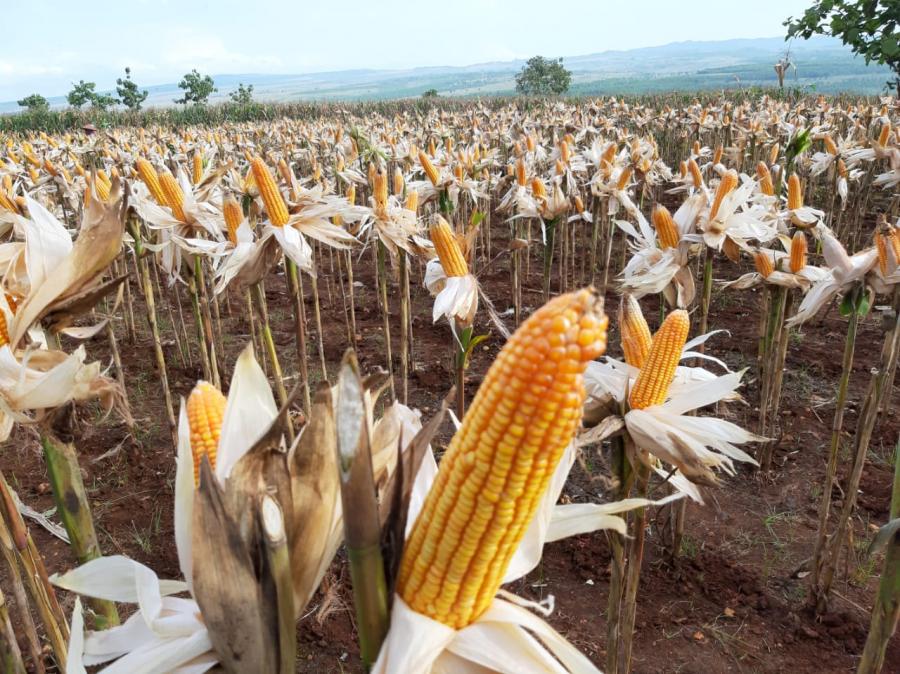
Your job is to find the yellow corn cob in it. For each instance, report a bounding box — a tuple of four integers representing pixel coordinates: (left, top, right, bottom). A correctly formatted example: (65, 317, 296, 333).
(709, 170, 738, 221)
(397, 288, 608, 628)
(890, 227, 900, 264)
(787, 174, 802, 210)
(515, 158, 527, 187)
(628, 309, 689, 409)
(652, 205, 680, 250)
(373, 167, 388, 219)
(768, 143, 780, 165)
(43, 158, 58, 177)
(616, 166, 633, 191)
(419, 150, 440, 186)
(223, 195, 243, 244)
(393, 167, 404, 196)
(875, 231, 889, 276)
(790, 231, 807, 273)
(687, 158, 703, 189)
(619, 294, 652, 368)
(159, 172, 187, 223)
(601, 143, 616, 168)
(878, 122, 891, 147)
(679, 160, 687, 179)
(187, 381, 226, 486)
(0, 190, 17, 214)
(837, 158, 848, 179)
(754, 250, 774, 279)
(454, 164, 464, 181)
(713, 145, 723, 165)
(277, 158, 293, 188)
(192, 153, 203, 185)
(722, 236, 741, 264)
(0, 309, 9, 348)
(405, 190, 419, 214)
(756, 162, 774, 196)
(92, 172, 111, 202)
(346, 184, 356, 206)
(692, 140, 701, 156)
(531, 177, 547, 200)
(574, 195, 585, 214)
(823, 135, 838, 155)
(525, 134, 535, 153)
(430, 217, 468, 277)
(28, 168, 39, 185)
(560, 139, 570, 164)
(136, 158, 168, 206)
(251, 157, 289, 227)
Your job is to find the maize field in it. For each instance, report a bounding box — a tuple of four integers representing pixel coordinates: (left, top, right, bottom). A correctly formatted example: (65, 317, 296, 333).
(0, 92, 899, 674)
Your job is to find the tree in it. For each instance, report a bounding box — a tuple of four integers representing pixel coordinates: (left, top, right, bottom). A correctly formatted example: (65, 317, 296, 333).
(785, 0, 899, 96)
(91, 92, 118, 111)
(515, 56, 571, 96)
(16, 94, 49, 112)
(175, 69, 217, 105)
(116, 67, 149, 111)
(228, 83, 254, 105)
(422, 88, 439, 98)
(67, 80, 97, 108)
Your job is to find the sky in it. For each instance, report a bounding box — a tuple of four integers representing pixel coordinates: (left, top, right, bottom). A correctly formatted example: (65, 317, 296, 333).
(0, 0, 813, 101)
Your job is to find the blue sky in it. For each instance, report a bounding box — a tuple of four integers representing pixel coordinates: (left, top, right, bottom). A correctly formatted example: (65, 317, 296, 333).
(1, 0, 813, 101)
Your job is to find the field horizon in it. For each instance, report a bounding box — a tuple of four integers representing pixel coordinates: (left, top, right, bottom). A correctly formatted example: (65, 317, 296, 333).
(1, 34, 892, 114)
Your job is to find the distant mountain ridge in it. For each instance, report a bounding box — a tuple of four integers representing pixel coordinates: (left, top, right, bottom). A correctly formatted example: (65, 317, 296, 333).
(1, 35, 891, 114)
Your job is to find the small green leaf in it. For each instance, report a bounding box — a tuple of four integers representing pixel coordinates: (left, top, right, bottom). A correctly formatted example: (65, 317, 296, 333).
(882, 33, 899, 57)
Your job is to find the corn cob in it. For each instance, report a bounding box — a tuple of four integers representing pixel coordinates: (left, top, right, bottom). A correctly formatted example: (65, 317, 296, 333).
(823, 135, 838, 155)
(878, 123, 891, 147)
(136, 159, 168, 206)
(397, 288, 608, 628)
(679, 160, 688, 179)
(159, 172, 187, 223)
(768, 143, 780, 165)
(277, 158, 293, 187)
(709, 170, 738, 220)
(756, 162, 774, 196)
(713, 145, 723, 165)
(250, 157, 289, 227)
(628, 309, 689, 409)
(574, 195, 585, 214)
(419, 150, 441, 187)
(619, 294, 652, 368)
(616, 166, 634, 191)
(790, 231, 807, 273)
(531, 177, 547, 200)
(346, 184, 356, 206)
(837, 158, 848, 179)
(0, 190, 17, 214)
(192, 153, 203, 185)
(405, 190, 419, 214)
(392, 167, 404, 196)
(430, 217, 468, 277)
(515, 158, 527, 187)
(525, 135, 535, 153)
(687, 158, 703, 189)
(787, 174, 802, 210)
(43, 158, 58, 177)
(186, 381, 226, 486)
(223, 195, 243, 245)
(722, 236, 741, 264)
(652, 205, 680, 249)
(754, 251, 774, 279)
(875, 231, 889, 277)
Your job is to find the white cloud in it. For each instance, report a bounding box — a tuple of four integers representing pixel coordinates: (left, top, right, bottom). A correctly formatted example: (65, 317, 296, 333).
(161, 27, 283, 73)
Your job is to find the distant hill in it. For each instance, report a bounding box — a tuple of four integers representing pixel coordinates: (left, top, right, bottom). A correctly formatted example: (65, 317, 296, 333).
(1, 36, 891, 114)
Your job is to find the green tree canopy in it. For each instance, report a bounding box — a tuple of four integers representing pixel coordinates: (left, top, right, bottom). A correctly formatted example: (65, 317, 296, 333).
(66, 80, 97, 108)
(17, 94, 49, 112)
(515, 56, 572, 96)
(422, 88, 439, 98)
(785, 0, 899, 94)
(117, 67, 149, 111)
(228, 83, 254, 105)
(175, 69, 217, 105)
